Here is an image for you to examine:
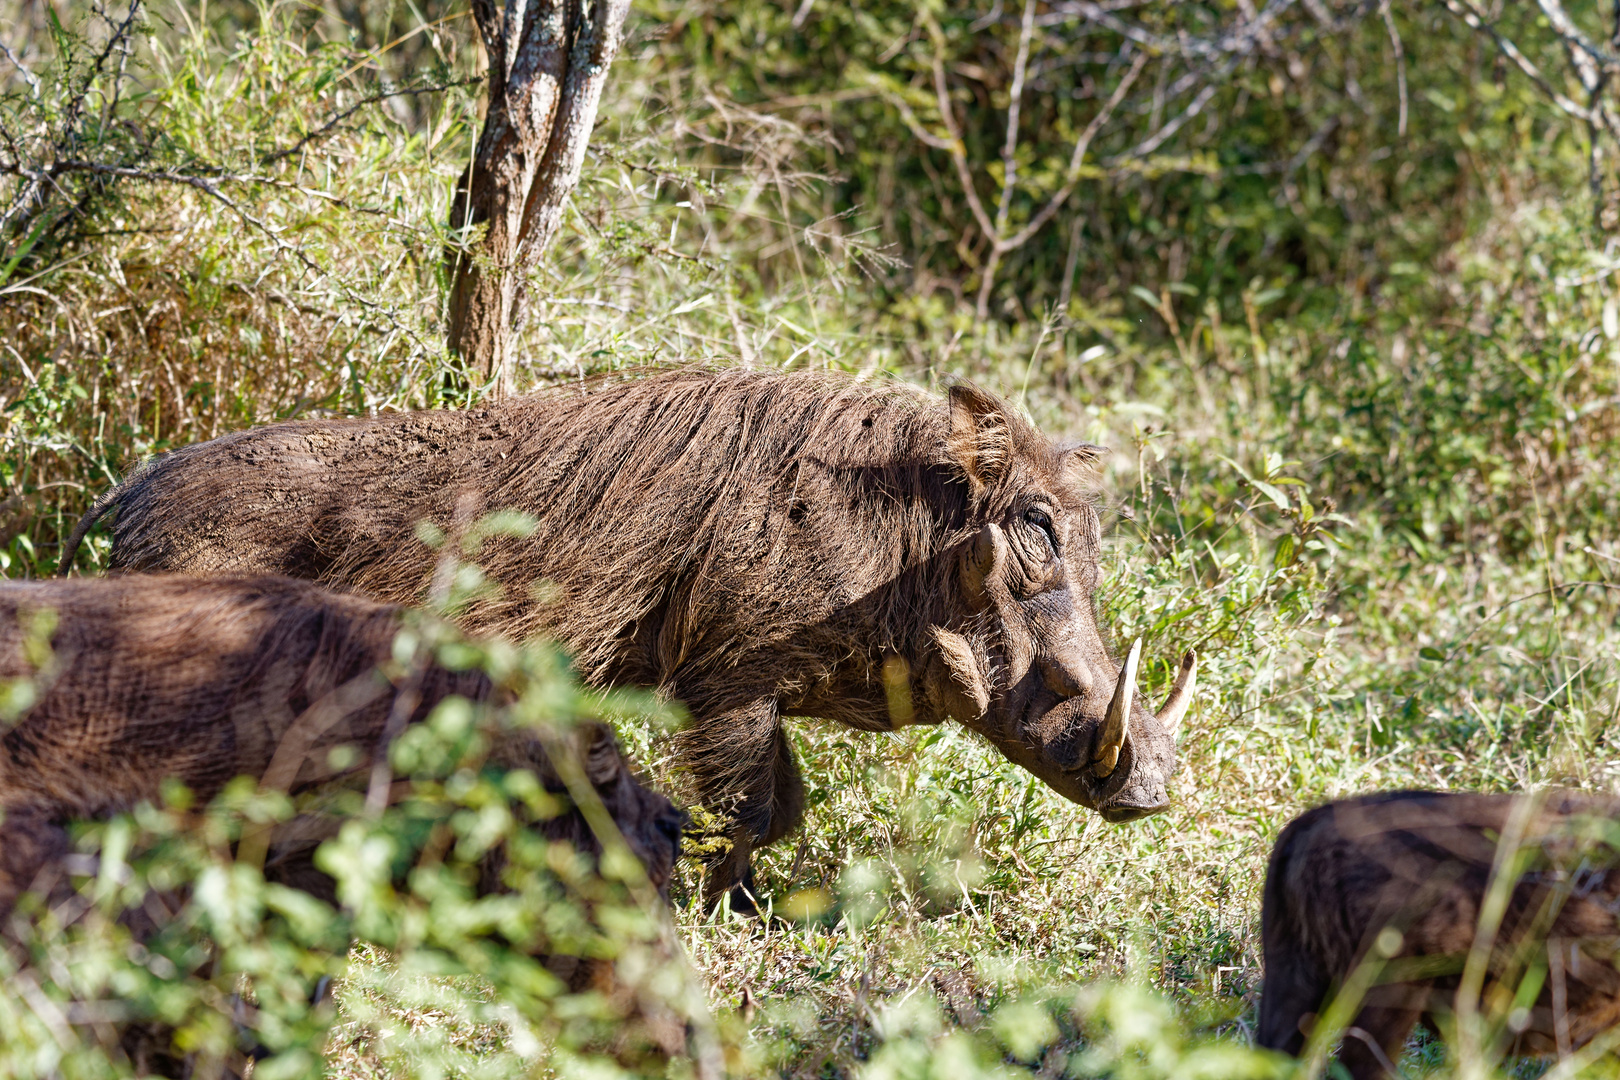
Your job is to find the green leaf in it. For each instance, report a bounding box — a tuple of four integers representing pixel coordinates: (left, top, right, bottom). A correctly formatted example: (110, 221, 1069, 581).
(1148, 606, 1201, 635)
(1250, 478, 1291, 512)
(1419, 647, 1447, 662)
(1129, 285, 1162, 308)
(1273, 534, 1297, 569)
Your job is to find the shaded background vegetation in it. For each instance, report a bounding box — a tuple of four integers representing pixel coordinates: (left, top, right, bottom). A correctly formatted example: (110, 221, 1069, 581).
(4, 0, 1620, 1075)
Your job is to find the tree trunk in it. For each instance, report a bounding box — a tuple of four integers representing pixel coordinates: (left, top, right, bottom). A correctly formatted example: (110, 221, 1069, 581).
(447, 0, 629, 395)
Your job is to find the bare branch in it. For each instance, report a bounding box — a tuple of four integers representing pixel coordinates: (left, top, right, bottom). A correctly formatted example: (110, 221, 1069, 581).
(923, 14, 998, 246)
(1536, 0, 1620, 74)
(1104, 68, 1229, 163)
(0, 0, 143, 238)
(4, 158, 420, 334)
(999, 50, 1148, 251)
(0, 37, 41, 96)
(0, 158, 388, 216)
(1440, 0, 1603, 125)
(1044, 0, 1302, 60)
(1379, 0, 1408, 137)
(58, 0, 142, 145)
(881, 89, 956, 151)
(993, 0, 1039, 239)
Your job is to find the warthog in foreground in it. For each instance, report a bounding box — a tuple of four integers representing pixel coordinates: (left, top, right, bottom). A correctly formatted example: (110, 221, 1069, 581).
(62, 368, 1195, 905)
(1260, 790, 1620, 1079)
(0, 575, 691, 1073)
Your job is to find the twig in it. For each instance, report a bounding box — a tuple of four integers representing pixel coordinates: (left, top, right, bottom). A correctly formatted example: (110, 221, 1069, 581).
(999, 51, 1146, 251)
(0, 37, 40, 95)
(1379, 0, 1408, 137)
(924, 15, 997, 249)
(924, 8, 1150, 318)
(0, 0, 144, 235)
(260, 79, 482, 165)
(2, 158, 434, 352)
(877, 88, 955, 151)
(1104, 63, 1233, 163)
(1537, 0, 1620, 71)
(1441, 0, 1605, 125)
(992, 0, 1039, 243)
(539, 296, 631, 312)
(1044, 0, 1302, 59)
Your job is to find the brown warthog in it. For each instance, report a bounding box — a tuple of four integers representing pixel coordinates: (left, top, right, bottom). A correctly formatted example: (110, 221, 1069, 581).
(61, 368, 1195, 905)
(1259, 790, 1620, 1080)
(0, 574, 692, 1074)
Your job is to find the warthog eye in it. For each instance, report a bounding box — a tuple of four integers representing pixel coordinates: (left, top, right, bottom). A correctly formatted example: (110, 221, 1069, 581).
(1025, 507, 1059, 555)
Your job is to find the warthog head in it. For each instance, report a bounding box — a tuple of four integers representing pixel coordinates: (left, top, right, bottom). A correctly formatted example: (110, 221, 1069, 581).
(921, 386, 1196, 822)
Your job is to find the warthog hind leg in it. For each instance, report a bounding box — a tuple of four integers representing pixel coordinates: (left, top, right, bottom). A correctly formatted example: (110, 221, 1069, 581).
(1339, 991, 1428, 1080)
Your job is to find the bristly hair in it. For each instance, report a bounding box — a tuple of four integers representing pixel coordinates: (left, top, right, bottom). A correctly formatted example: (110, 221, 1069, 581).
(312, 368, 1052, 684)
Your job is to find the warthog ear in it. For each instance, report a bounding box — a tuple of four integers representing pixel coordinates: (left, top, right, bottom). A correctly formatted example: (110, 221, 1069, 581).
(948, 383, 1013, 497)
(1056, 442, 1106, 488)
(931, 627, 991, 723)
(583, 724, 623, 788)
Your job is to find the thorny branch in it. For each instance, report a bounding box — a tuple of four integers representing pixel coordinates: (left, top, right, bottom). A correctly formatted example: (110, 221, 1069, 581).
(0, 37, 41, 96)
(259, 78, 484, 165)
(0, 0, 144, 235)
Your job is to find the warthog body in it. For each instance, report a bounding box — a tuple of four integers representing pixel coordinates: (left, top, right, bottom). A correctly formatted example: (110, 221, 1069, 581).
(0, 577, 685, 1008)
(63, 368, 1194, 903)
(1259, 790, 1620, 1079)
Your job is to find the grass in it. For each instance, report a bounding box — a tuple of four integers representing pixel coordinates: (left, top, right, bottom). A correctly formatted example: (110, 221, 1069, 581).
(5, 1, 1620, 1076)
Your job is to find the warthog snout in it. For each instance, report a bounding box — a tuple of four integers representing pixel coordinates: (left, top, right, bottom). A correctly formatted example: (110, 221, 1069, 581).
(973, 637, 1195, 823)
(1084, 642, 1195, 821)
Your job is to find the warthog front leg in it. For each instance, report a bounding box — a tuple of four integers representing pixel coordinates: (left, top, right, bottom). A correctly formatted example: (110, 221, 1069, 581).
(682, 697, 805, 914)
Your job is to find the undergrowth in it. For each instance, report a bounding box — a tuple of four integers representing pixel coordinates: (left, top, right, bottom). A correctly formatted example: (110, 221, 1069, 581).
(4, 0, 1620, 1077)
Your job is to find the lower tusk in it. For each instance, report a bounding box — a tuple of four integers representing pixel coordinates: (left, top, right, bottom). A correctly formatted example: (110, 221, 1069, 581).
(1093, 638, 1140, 777)
(1156, 651, 1198, 733)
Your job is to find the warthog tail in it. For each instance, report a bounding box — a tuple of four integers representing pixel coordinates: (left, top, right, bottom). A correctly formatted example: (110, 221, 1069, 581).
(56, 479, 128, 576)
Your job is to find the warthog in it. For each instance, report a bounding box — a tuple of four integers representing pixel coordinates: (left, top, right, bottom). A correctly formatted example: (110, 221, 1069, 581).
(61, 368, 1196, 905)
(1259, 790, 1620, 1079)
(0, 574, 691, 1074)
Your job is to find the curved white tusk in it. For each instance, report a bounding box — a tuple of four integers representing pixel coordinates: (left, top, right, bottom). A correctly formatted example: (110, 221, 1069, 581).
(1156, 651, 1198, 734)
(1093, 638, 1140, 777)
